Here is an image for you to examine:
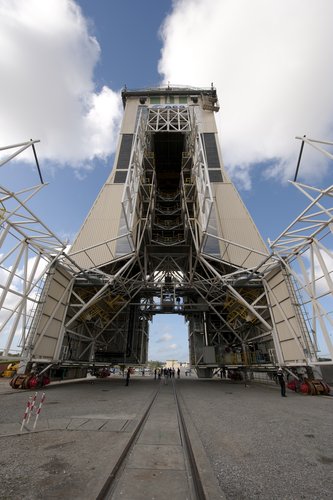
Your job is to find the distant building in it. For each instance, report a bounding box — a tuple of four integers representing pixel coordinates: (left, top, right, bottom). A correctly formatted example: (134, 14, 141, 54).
(165, 359, 180, 369)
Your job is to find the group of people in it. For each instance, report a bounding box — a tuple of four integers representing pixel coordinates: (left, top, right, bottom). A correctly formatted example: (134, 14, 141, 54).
(125, 366, 181, 386)
(154, 367, 181, 380)
(126, 365, 288, 396)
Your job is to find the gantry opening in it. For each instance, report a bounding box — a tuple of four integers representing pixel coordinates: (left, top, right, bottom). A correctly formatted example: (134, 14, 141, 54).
(153, 132, 185, 192)
(148, 314, 188, 363)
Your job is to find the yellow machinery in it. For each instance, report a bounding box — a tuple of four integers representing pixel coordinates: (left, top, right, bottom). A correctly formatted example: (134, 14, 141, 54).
(0, 362, 20, 378)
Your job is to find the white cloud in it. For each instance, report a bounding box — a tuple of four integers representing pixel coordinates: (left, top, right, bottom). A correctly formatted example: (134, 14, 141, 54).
(157, 343, 177, 353)
(156, 333, 173, 343)
(0, 0, 122, 168)
(158, 0, 333, 189)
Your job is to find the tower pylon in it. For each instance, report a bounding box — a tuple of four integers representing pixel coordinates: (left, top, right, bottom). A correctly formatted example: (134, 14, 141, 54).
(17, 86, 318, 381)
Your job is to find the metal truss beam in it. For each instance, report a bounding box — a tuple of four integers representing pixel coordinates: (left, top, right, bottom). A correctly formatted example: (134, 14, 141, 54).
(0, 141, 67, 357)
(270, 138, 333, 360)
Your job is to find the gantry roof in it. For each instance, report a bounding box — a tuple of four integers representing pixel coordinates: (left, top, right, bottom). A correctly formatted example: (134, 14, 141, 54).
(121, 84, 217, 107)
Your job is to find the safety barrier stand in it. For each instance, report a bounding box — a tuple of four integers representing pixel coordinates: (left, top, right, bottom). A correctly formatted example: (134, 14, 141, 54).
(32, 392, 46, 430)
(20, 396, 32, 432)
(20, 392, 46, 432)
(26, 392, 37, 425)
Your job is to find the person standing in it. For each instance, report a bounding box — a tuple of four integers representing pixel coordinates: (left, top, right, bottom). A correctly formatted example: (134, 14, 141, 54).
(277, 367, 287, 397)
(177, 367, 180, 379)
(125, 367, 131, 386)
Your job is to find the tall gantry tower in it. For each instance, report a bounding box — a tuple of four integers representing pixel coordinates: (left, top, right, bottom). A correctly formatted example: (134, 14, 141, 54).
(8, 86, 319, 381)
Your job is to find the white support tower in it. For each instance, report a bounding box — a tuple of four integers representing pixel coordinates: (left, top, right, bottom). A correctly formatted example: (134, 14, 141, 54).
(1, 88, 330, 388)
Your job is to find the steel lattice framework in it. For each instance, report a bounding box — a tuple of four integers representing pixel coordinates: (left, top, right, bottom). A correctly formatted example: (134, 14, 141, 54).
(1, 99, 332, 381)
(43, 104, 311, 373)
(0, 141, 67, 357)
(269, 137, 333, 362)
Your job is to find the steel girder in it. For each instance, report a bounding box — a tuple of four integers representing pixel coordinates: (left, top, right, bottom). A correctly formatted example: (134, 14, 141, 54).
(0, 141, 67, 358)
(269, 137, 333, 361)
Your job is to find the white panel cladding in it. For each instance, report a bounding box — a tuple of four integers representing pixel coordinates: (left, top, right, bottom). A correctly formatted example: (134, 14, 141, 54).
(267, 271, 295, 325)
(34, 336, 58, 360)
(69, 184, 124, 268)
(213, 183, 269, 268)
(272, 316, 302, 342)
(43, 296, 63, 316)
(38, 315, 50, 332)
(270, 280, 290, 302)
(266, 268, 307, 363)
(121, 98, 139, 133)
(271, 298, 296, 323)
(267, 271, 285, 289)
(280, 338, 305, 363)
(195, 105, 218, 133)
(32, 265, 72, 360)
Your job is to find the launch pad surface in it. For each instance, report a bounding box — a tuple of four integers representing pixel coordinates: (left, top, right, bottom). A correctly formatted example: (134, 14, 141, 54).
(0, 375, 332, 499)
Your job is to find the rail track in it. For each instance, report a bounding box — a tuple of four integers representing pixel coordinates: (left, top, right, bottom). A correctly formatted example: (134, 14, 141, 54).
(96, 378, 222, 500)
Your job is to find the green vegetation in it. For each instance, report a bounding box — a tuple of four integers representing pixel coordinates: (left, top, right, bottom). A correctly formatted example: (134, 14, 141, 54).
(147, 360, 163, 370)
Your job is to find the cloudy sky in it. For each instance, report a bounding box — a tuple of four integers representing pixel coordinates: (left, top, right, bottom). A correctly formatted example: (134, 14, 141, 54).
(1, 0, 333, 360)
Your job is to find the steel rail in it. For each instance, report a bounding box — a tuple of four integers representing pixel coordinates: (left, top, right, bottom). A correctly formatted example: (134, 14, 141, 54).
(172, 379, 207, 500)
(96, 380, 208, 500)
(96, 384, 161, 500)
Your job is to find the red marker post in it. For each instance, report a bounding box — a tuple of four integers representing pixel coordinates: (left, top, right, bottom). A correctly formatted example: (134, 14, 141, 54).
(26, 392, 38, 425)
(20, 396, 32, 432)
(32, 392, 46, 430)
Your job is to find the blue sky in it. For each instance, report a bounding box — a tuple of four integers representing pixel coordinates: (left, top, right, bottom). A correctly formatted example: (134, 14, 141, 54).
(1, 0, 333, 361)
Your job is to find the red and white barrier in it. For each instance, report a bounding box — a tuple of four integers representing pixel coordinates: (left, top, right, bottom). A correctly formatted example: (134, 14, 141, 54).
(20, 392, 46, 431)
(32, 392, 46, 430)
(26, 392, 37, 425)
(20, 396, 32, 431)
